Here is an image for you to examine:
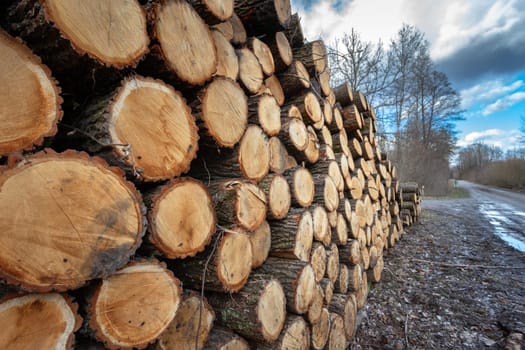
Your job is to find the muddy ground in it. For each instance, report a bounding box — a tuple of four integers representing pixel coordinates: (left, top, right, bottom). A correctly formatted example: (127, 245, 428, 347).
(351, 196, 525, 349)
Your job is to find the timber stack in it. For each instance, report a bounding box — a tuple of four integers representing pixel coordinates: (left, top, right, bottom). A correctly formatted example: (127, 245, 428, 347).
(0, 0, 420, 348)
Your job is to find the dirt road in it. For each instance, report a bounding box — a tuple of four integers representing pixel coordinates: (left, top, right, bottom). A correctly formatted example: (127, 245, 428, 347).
(352, 183, 525, 349)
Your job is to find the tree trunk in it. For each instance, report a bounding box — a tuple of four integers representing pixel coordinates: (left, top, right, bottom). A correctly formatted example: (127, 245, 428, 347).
(311, 308, 330, 349)
(292, 40, 327, 75)
(0, 293, 81, 349)
(248, 94, 281, 136)
(269, 209, 313, 262)
(262, 31, 293, 73)
(207, 277, 287, 342)
(157, 291, 215, 350)
(278, 60, 311, 97)
(76, 76, 199, 182)
(234, 0, 291, 36)
(187, 0, 234, 25)
(237, 47, 264, 94)
(211, 30, 239, 81)
(283, 166, 315, 208)
(312, 206, 331, 247)
(257, 315, 310, 349)
(248, 37, 275, 76)
(0, 30, 62, 156)
(146, 178, 216, 259)
(255, 258, 316, 314)
(203, 326, 250, 350)
(87, 261, 182, 349)
(310, 242, 327, 283)
(176, 231, 253, 292)
(0, 150, 146, 292)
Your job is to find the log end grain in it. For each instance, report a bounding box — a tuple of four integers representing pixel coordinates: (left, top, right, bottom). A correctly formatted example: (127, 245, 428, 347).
(212, 30, 239, 80)
(237, 47, 264, 94)
(216, 232, 253, 292)
(267, 174, 291, 219)
(290, 167, 314, 208)
(311, 308, 330, 350)
(248, 220, 272, 268)
(250, 37, 275, 76)
(257, 94, 282, 136)
(239, 125, 270, 182)
(258, 279, 287, 341)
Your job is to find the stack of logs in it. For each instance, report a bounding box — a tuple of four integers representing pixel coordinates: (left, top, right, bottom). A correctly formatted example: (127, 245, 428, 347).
(398, 182, 422, 227)
(0, 0, 421, 349)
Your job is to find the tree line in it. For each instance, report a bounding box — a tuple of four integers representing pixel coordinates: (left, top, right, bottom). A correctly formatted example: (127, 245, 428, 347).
(329, 25, 463, 195)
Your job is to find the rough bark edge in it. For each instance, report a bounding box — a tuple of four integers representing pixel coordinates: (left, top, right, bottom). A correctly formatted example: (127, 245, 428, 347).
(147, 177, 217, 259)
(0, 149, 148, 292)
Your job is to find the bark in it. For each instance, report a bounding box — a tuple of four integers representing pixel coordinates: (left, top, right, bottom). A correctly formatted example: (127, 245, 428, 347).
(342, 104, 363, 132)
(262, 31, 293, 73)
(257, 315, 310, 349)
(332, 83, 354, 107)
(87, 261, 182, 349)
(339, 240, 362, 266)
(278, 60, 311, 97)
(269, 209, 313, 262)
(283, 13, 305, 48)
(203, 326, 250, 350)
(292, 40, 327, 75)
(234, 0, 291, 36)
(0, 149, 146, 292)
(352, 90, 368, 112)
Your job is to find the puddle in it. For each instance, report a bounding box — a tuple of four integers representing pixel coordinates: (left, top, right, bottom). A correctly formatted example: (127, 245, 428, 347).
(479, 203, 525, 253)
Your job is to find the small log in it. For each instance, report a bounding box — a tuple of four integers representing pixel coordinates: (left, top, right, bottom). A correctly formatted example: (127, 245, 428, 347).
(292, 40, 327, 75)
(350, 199, 367, 228)
(77, 76, 199, 181)
(335, 264, 349, 294)
(331, 213, 348, 246)
(257, 315, 310, 349)
(265, 75, 285, 106)
(269, 209, 313, 262)
(348, 176, 363, 200)
(319, 278, 334, 305)
(352, 91, 368, 112)
(284, 91, 322, 126)
(310, 242, 327, 283)
(312, 205, 331, 247)
(369, 245, 379, 269)
(0, 293, 81, 349)
(157, 291, 215, 350)
(269, 136, 290, 175)
(207, 179, 267, 231)
(332, 83, 354, 107)
(0, 30, 62, 156)
(212, 30, 239, 80)
(87, 261, 182, 349)
(355, 272, 368, 310)
(247, 220, 272, 268)
(258, 174, 291, 219)
(331, 130, 351, 158)
(342, 104, 363, 132)
(248, 37, 275, 76)
(348, 210, 360, 240)
(311, 308, 330, 349)
(323, 100, 334, 126)
(207, 277, 286, 342)
(146, 178, 216, 259)
(312, 174, 339, 212)
(256, 258, 316, 314)
(279, 113, 309, 152)
(278, 60, 311, 96)
(283, 166, 314, 208)
(327, 209, 338, 229)
(368, 255, 384, 283)
(234, 0, 291, 36)
(192, 77, 247, 148)
(361, 140, 375, 161)
(237, 47, 264, 94)
(150, 0, 216, 85)
(307, 283, 325, 324)
(203, 326, 250, 350)
(302, 125, 321, 164)
(348, 264, 362, 292)
(212, 21, 234, 42)
(319, 69, 332, 96)
(325, 244, 340, 284)
(248, 94, 281, 136)
(177, 231, 252, 292)
(187, 0, 234, 25)
(318, 144, 336, 162)
(262, 31, 293, 73)
(328, 294, 357, 341)
(325, 313, 346, 350)
(339, 240, 361, 266)
(0, 150, 146, 292)
(230, 12, 247, 45)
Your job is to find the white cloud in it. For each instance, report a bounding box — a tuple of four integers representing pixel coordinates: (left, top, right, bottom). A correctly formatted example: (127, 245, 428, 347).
(457, 129, 521, 150)
(460, 80, 523, 109)
(482, 91, 525, 116)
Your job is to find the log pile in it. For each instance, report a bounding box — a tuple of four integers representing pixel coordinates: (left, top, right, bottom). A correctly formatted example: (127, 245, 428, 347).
(398, 182, 422, 226)
(0, 0, 421, 348)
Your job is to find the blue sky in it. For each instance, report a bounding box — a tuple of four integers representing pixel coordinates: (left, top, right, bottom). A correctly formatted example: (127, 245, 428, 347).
(291, 0, 525, 152)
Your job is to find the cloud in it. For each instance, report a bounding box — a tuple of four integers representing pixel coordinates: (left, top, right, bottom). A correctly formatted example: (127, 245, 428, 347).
(460, 80, 523, 109)
(457, 129, 521, 149)
(482, 91, 525, 116)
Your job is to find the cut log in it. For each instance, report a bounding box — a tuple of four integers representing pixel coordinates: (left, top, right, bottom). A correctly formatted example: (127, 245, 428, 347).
(323, 100, 334, 126)
(352, 91, 368, 112)
(234, 0, 291, 35)
(257, 315, 310, 350)
(278, 60, 311, 96)
(0, 150, 146, 292)
(187, 0, 234, 25)
(237, 47, 264, 94)
(279, 113, 309, 152)
(242, 220, 272, 268)
(146, 178, 216, 259)
(203, 326, 250, 350)
(307, 284, 325, 324)
(193, 77, 247, 148)
(348, 176, 363, 200)
(269, 209, 313, 262)
(258, 174, 291, 219)
(256, 258, 316, 314)
(319, 278, 334, 305)
(350, 199, 367, 228)
(312, 174, 339, 212)
(265, 75, 285, 106)
(355, 271, 368, 310)
(332, 130, 351, 158)
(262, 31, 293, 73)
(335, 264, 349, 294)
(177, 231, 252, 292)
(339, 240, 361, 266)
(212, 21, 234, 42)
(269, 136, 290, 175)
(368, 255, 384, 283)
(325, 313, 346, 350)
(283, 166, 315, 208)
(332, 83, 354, 107)
(285, 91, 322, 126)
(318, 144, 336, 162)
(319, 69, 332, 97)
(348, 264, 362, 292)
(311, 308, 330, 350)
(248, 94, 281, 136)
(248, 37, 275, 76)
(87, 261, 182, 349)
(328, 294, 356, 341)
(77, 76, 199, 181)
(157, 291, 215, 350)
(327, 209, 338, 229)
(342, 105, 362, 132)
(151, 0, 216, 85)
(292, 40, 327, 75)
(212, 30, 239, 80)
(325, 244, 340, 284)
(207, 277, 286, 342)
(312, 205, 331, 247)
(0, 293, 81, 350)
(207, 179, 267, 231)
(310, 242, 327, 283)
(303, 125, 321, 164)
(0, 30, 62, 156)
(284, 13, 305, 48)
(331, 213, 348, 246)
(229, 13, 247, 45)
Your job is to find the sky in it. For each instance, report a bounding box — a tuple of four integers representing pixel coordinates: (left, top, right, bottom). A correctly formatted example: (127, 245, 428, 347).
(290, 0, 525, 152)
